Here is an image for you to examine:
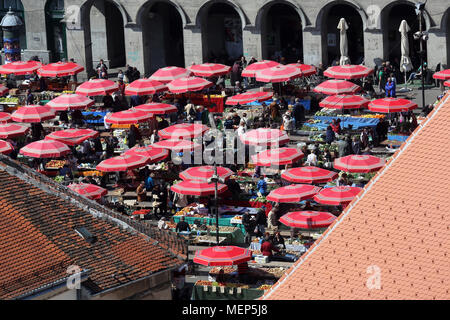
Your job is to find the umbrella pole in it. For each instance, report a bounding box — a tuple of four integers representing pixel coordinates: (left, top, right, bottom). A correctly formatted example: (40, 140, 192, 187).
(214, 162, 219, 245)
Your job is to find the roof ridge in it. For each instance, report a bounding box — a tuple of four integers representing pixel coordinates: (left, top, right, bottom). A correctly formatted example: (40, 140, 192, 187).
(263, 93, 450, 300)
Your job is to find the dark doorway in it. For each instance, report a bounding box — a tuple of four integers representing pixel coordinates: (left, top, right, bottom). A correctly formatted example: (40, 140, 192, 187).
(45, 0, 67, 62)
(200, 2, 243, 65)
(89, 0, 126, 69)
(261, 3, 303, 63)
(142, 2, 185, 76)
(321, 4, 364, 66)
(383, 3, 427, 70)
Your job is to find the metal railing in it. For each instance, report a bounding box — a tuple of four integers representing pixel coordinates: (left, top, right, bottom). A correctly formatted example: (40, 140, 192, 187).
(0, 155, 188, 261)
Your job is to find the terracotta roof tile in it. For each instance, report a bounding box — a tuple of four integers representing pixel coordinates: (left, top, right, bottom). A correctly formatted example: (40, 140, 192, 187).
(0, 165, 183, 299)
(264, 93, 450, 300)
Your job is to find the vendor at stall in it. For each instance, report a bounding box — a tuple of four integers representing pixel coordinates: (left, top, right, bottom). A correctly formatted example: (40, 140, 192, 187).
(136, 181, 147, 202)
(176, 216, 191, 233)
(261, 236, 280, 261)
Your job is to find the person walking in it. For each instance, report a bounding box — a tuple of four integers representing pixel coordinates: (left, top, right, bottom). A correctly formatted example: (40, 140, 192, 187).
(96, 59, 108, 79)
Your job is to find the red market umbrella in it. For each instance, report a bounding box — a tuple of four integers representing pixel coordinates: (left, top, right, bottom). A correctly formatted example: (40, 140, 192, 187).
(324, 64, 374, 80)
(68, 183, 107, 200)
(266, 184, 321, 203)
(179, 166, 234, 181)
(152, 139, 201, 151)
(0, 139, 13, 154)
(255, 65, 301, 83)
(319, 94, 369, 110)
(282, 167, 338, 184)
(334, 154, 386, 173)
(188, 63, 231, 77)
(314, 80, 361, 95)
(171, 180, 227, 197)
(124, 145, 169, 163)
(241, 60, 280, 77)
(0, 61, 42, 75)
(124, 78, 167, 96)
(76, 79, 119, 96)
(251, 147, 304, 166)
(96, 154, 150, 172)
(368, 98, 418, 113)
(167, 76, 213, 94)
(104, 108, 153, 125)
(287, 64, 317, 77)
(134, 103, 177, 115)
(158, 123, 209, 140)
(280, 211, 337, 229)
(193, 246, 252, 266)
(37, 62, 84, 77)
(0, 112, 11, 123)
(46, 129, 99, 146)
(313, 186, 362, 206)
(0, 84, 9, 96)
(240, 128, 289, 147)
(432, 69, 450, 80)
(0, 123, 29, 139)
(46, 94, 94, 111)
(444, 80, 450, 87)
(225, 91, 273, 106)
(20, 140, 70, 158)
(150, 66, 191, 83)
(11, 105, 56, 123)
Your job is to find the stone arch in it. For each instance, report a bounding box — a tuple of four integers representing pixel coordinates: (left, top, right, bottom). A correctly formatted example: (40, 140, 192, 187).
(255, 0, 308, 30)
(195, 0, 248, 29)
(315, 0, 368, 31)
(379, 0, 432, 31)
(136, 0, 188, 27)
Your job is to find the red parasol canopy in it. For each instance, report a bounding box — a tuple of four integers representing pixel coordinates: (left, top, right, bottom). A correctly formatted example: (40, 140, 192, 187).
(68, 183, 107, 200)
(445, 80, 450, 87)
(287, 63, 317, 76)
(37, 62, 84, 77)
(314, 80, 361, 95)
(0, 123, 29, 139)
(75, 79, 119, 96)
(432, 69, 450, 80)
(46, 94, 94, 111)
(150, 66, 191, 83)
(188, 63, 231, 77)
(134, 103, 177, 115)
(152, 139, 201, 151)
(0, 112, 11, 123)
(255, 65, 301, 83)
(104, 108, 153, 125)
(171, 180, 227, 197)
(179, 166, 234, 181)
(158, 123, 209, 140)
(46, 129, 99, 146)
(0, 139, 13, 154)
(324, 64, 374, 80)
(266, 184, 321, 203)
(193, 246, 252, 266)
(11, 105, 56, 123)
(96, 154, 150, 172)
(282, 167, 338, 184)
(19, 140, 71, 158)
(334, 155, 386, 173)
(0, 61, 42, 75)
(225, 91, 273, 106)
(313, 186, 362, 206)
(368, 98, 418, 113)
(319, 94, 369, 110)
(167, 76, 213, 94)
(124, 78, 167, 96)
(280, 211, 337, 229)
(124, 145, 169, 163)
(241, 60, 280, 77)
(251, 147, 304, 166)
(240, 128, 289, 147)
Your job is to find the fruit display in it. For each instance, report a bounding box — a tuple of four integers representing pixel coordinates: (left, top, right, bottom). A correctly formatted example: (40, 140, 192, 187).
(209, 267, 236, 275)
(310, 134, 325, 142)
(207, 226, 237, 233)
(249, 196, 268, 204)
(53, 176, 64, 183)
(0, 97, 19, 104)
(257, 285, 273, 290)
(46, 160, 66, 169)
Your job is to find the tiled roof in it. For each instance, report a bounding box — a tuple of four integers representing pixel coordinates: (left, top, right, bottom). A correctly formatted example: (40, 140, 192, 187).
(0, 162, 183, 299)
(263, 94, 450, 300)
